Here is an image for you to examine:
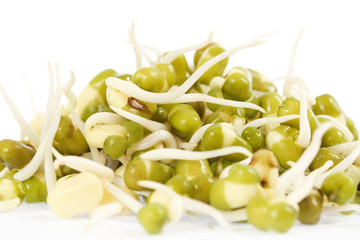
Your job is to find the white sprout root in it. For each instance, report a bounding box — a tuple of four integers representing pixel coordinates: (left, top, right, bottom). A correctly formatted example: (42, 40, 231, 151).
(286, 27, 305, 79)
(168, 93, 265, 112)
(128, 22, 142, 69)
(13, 111, 60, 182)
(235, 115, 300, 135)
(220, 208, 247, 222)
(295, 86, 311, 148)
(0, 167, 9, 178)
(106, 39, 264, 104)
(84, 112, 125, 132)
(183, 122, 234, 151)
(53, 155, 115, 181)
(316, 114, 354, 142)
(323, 204, 360, 213)
(102, 179, 143, 213)
(14, 64, 65, 184)
(71, 112, 102, 164)
(60, 72, 102, 163)
(219, 157, 252, 179)
(23, 74, 37, 116)
(0, 198, 22, 211)
(110, 106, 169, 132)
(286, 160, 334, 205)
(126, 130, 177, 158)
(162, 31, 213, 64)
(283, 77, 315, 105)
(281, 28, 315, 149)
(117, 155, 130, 166)
(329, 141, 360, 156)
(139, 146, 253, 161)
(0, 83, 40, 146)
(128, 22, 156, 67)
(274, 122, 334, 198)
(185, 124, 215, 150)
(138, 180, 238, 231)
(85, 202, 124, 230)
(43, 64, 63, 192)
(62, 70, 77, 114)
(113, 176, 152, 197)
(83, 111, 127, 161)
(315, 141, 360, 187)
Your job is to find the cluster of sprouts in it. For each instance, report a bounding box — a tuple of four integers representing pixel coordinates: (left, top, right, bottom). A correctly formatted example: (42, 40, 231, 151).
(0, 24, 359, 234)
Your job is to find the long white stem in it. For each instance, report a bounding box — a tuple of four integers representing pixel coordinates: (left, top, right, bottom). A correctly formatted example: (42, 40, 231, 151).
(286, 161, 333, 204)
(14, 106, 61, 181)
(220, 208, 247, 222)
(85, 202, 124, 230)
(102, 179, 143, 213)
(235, 115, 300, 135)
(113, 176, 151, 197)
(128, 23, 155, 66)
(275, 123, 334, 198)
(23, 74, 37, 116)
(40, 64, 62, 192)
(71, 112, 102, 164)
(44, 109, 61, 193)
(84, 112, 125, 130)
(61, 72, 102, 163)
(162, 32, 213, 63)
(126, 130, 177, 158)
(329, 141, 360, 156)
(110, 106, 168, 132)
(139, 146, 252, 161)
(106, 39, 264, 104)
(185, 124, 214, 150)
(287, 27, 305, 78)
(0, 198, 21, 211)
(52, 64, 63, 116)
(0, 167, 9, 178)
(84, 112, 126, 152)
(168, 93, 265, 112)
(315, 141, 360, 187)
(138, 180, 236, 231)
(40, 62, 56, 144)
(53, 155, 114, 180)
(316, 115, 354, 142)
(0, 83, 39, 146)
(123, 40, 164, 55)
(129, 22, 142, 70)
(43, 64, 63, 192)
(118, 155, 130, 166)
(296, 87, 311, 148)
(323, 204, 360, 213)
(181, 122, 234, 151)
(62, 70, 77, 111)
(219, 157, 252, 179)
(44, 146, 57, 193)
(283, 77, 315, 105)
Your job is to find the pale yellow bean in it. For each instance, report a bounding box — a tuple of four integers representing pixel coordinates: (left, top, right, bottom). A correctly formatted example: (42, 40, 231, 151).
(47, 172, 103, 218)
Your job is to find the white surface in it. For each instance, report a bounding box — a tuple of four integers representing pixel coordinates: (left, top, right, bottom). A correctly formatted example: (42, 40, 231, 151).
(0, 203, 359, 240)
(0, 0, 360, 239)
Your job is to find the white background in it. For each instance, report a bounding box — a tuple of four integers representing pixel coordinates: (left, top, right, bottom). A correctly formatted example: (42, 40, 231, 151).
(0, 0, 360, 239)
